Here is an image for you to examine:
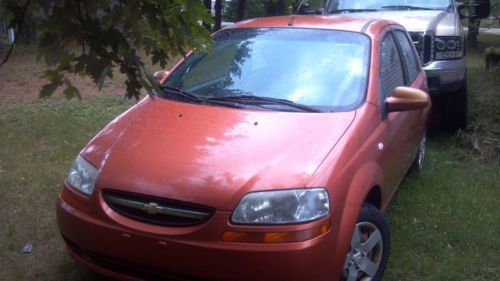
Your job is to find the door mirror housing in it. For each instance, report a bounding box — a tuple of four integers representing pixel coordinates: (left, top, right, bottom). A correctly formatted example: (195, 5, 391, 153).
(297, 2, 311, 14)
(296, 1, 324, 15)
(386, 87, 430, 113)
(153, 70, 170, 83)
(458, 0, 490, 20)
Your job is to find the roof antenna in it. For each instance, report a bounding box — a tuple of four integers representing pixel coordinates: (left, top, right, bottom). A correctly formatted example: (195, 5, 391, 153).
(288, 0, 308, 26)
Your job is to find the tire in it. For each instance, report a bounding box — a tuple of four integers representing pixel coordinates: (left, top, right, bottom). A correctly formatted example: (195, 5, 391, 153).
(342, 204, 391, 281)
(411, 131, 426, 172)
(442, 75, 468, 132)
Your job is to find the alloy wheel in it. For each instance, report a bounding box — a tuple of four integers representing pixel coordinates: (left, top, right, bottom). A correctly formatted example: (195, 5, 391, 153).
(343, 222, 383, 281)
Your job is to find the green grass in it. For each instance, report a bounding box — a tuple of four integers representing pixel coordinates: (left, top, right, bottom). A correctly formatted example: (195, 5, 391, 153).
(0, 96, 133, 281)
(384, 34, 500, 280)
(0, 34, 499, 280)
(385, 140, 500, 280)
(481, 18, 500, 29)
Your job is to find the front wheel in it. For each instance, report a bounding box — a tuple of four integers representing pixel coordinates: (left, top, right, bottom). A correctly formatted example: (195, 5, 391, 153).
(342, 204, 391, 281)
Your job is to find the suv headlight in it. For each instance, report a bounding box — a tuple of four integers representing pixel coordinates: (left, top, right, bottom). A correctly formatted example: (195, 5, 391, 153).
(66, 155, 97, 196)
(434, 36, 463, 60)
(232, 188, 330, 225)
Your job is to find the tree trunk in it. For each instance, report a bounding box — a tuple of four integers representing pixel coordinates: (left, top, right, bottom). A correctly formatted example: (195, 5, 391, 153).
(467, 18, 481, 48)
(214, 0, 222, 31)
(265, 0, 286, 16)
(203, 0, 212, 31)
(236, 0, 246, 21)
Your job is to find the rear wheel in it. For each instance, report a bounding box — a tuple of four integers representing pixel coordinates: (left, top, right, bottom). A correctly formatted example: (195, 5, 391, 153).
(342, 204, 390, 281)
(411, 131, 426, 172)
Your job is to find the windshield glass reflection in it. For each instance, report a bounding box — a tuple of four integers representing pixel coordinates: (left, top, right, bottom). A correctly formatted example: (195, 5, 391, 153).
(164, 28, 370, 112)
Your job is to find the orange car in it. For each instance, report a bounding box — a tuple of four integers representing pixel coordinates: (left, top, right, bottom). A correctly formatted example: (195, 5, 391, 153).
(57, 15, 430, 281)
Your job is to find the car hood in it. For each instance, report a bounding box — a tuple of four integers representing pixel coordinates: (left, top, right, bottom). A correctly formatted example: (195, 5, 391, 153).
(82, 98, 355, 210)
(348, 10, 460, 36)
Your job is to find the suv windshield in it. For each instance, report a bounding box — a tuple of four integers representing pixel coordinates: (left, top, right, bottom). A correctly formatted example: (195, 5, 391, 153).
(326, 0, 451, 13)
(163, 28, 370, 112)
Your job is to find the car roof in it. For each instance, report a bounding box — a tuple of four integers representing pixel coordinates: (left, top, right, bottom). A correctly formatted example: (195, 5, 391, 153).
(229, 15, 398, 34)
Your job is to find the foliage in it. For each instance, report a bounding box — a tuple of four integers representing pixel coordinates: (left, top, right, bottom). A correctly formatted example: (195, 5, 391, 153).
(1, 0, 213, 99)
(491, 0, 500, 16)
(224, 0, 297, 22)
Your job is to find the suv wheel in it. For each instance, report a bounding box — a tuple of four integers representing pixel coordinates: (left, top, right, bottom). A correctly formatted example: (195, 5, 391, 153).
(342, 204, 390, 281)
(442, 75, 468, 132)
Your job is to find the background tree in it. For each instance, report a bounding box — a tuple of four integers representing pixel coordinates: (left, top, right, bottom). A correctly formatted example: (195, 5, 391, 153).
(214, 0, 223, 30)
(265, 0, 286, 16)
(492, 0, 500, 24)
(225, 0, 296, 22)
(236, 0, 247, 21)
(203, 0, 212, 30)
(0, 0, 213, 99)
(467, 0, 482, 48)
(466, 0, 499, 47)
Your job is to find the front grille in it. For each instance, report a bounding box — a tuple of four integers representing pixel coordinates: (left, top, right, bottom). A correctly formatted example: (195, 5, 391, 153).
(409, 32, 425, 62)
(409, 31, 434, 65)
(103, 189, 214, 227)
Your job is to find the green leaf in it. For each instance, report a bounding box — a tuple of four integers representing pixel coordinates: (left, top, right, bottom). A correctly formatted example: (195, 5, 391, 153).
(40, 70, 63, 98)
(62, 79, 81, 100)
(97, 66, 111, 91)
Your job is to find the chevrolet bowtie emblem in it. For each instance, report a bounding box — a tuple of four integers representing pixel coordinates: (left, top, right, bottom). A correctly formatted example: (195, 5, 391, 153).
(142, 202, 162, 214)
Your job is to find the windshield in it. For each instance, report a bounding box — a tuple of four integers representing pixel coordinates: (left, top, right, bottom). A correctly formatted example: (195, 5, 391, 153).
(326, 0, 451, 12)
(163, 28, 370, 112)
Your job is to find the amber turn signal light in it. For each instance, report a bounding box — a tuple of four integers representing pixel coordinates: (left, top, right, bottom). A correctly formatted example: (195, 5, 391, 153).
(221, 223, 330, 243)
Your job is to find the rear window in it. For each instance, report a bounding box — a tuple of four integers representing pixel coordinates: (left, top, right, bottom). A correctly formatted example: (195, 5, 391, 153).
(327, 0, 451, 11)
(394, 30, 420, 83)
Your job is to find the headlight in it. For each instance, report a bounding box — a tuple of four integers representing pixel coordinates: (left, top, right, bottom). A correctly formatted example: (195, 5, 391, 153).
(231, 188, 330, 225)
(434, 36, 463, 60)
(66, 155, 98, 196)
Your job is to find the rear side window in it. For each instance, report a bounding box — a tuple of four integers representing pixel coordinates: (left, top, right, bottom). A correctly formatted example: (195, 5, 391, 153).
(380, 34, 404, 98)
(394, 30, 420, 83)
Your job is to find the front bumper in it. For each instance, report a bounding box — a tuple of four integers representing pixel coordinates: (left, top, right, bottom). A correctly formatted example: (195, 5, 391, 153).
(56, 186, 341, 281)
(423, 58, 466, 96)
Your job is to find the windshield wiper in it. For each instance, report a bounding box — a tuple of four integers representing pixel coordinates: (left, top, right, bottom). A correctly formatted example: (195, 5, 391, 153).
(207, 95, 322, 113)
(161, 85, 204, 102)
(329, 9, 379, 14)
(161, 86, 248, 109)
(381, 5, 434, 10)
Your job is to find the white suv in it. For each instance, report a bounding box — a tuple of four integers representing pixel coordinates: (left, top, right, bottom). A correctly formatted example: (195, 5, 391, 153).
(319, 0, 490, 130)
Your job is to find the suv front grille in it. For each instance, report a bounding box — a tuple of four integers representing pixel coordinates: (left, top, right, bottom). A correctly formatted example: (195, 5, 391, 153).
(103, 189, 214, 227)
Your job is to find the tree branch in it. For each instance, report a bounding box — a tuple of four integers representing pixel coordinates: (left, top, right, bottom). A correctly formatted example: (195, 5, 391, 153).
(76, 0, 124, 63)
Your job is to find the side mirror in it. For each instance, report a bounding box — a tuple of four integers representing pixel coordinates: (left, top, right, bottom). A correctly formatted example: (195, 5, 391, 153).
(386, 87, 430, 113)
(296, 1, 324, 15)
(297, 2, 311, 14)
(458, 0, 490, 20)
(475, 0, 490, 19)
(153, 70, 170, 83)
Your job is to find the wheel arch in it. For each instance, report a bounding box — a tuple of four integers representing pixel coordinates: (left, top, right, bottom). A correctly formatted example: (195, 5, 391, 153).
(329, 162, 385, 274)
(343, 161, 384, 207)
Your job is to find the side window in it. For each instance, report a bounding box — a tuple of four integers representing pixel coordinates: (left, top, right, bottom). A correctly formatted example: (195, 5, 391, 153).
(380, 33, 405, 98)
(394, 30, 420, 83)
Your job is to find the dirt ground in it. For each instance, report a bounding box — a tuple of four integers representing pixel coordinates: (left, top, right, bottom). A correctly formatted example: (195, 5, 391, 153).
(0, 47, 143, 102)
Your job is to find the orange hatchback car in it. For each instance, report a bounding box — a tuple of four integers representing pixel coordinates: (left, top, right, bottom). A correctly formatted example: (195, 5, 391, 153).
(57, 15, 430, 281)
